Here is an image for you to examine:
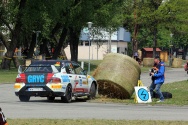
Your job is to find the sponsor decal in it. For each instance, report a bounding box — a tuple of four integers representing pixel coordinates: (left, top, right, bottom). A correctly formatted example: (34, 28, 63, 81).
(61, 75, 70, 82)
(83, 81, 88, 85)
(27, 75, 44, 83)
(75, 88, 84, 92)
(82, 77, 86, 79)
(79, 79, 82, 86)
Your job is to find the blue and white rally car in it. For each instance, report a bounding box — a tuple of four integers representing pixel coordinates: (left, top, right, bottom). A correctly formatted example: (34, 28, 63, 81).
(14, 60, 97, 103)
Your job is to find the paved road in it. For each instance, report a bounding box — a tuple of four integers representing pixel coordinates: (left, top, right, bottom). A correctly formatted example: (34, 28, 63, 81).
(0, 68, 188, 121)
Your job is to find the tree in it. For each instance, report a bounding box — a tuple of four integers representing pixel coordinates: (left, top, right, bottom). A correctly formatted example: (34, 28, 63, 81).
(123, 0, 185, 57)
(0, 0, 27, 69)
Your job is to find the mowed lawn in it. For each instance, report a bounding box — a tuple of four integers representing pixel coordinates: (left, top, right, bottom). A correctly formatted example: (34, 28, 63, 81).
(0, 68, 17, 83)
(6, 119, 188, 125)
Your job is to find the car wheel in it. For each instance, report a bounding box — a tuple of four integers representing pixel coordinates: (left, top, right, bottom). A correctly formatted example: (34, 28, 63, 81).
(19, 95, 30, 102)
(47, 97, 55, 101)
(88, 83, 96, 100)
(61, 84, 72, 103)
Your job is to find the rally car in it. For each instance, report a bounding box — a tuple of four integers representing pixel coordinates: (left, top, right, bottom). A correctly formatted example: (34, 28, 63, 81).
(14, 60, 97, 103)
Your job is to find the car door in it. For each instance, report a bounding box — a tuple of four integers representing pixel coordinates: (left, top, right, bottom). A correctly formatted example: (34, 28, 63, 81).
(72, 62, 89, 93)
(63, 62, 78, 92)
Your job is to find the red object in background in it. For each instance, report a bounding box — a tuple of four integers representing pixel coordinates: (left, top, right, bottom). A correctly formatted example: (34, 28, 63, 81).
(184, 64, 188, 71)
(52, 48, 54, 53)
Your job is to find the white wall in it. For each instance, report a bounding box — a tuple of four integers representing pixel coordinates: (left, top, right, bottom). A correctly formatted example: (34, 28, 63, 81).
(64, 41, 128, 60)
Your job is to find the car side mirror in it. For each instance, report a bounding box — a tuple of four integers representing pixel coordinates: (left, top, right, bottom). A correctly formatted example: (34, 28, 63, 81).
(18, 65, 22, 74)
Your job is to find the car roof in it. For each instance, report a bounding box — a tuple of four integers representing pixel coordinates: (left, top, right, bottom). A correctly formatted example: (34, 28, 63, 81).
(32, 60, 67, 63)
(30, 60, 77, 65)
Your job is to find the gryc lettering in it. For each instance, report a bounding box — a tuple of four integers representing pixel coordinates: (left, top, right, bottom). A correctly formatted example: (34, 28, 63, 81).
(28, 75, 44, 83)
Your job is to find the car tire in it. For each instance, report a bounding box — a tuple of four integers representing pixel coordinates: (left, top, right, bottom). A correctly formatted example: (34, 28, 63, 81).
(19, 95, 30, 102)
(88, 83, 96, 100)
(61, 84, 72, 103)
(47, 97, 55, 101)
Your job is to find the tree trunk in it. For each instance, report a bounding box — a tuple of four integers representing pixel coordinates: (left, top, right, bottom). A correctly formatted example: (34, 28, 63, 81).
(12, 56, 20, 68)
(1, 51, 14, 69)
(182, 45, 188, 60)
(40, 38, 52, 60)
(27, 33, 36, 59)
(153, 27, 157, 58)
(132, 0, 139, 57)
(132, 24, 139, 56)
(69, 28, 80, 62)
(52, 28, 68, 59)
(61, 48, 68, 60)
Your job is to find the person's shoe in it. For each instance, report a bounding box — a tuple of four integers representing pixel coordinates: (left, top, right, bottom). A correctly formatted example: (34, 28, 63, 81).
(157, 100, 164, 102)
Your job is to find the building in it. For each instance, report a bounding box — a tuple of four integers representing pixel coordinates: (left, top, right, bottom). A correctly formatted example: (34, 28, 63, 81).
(64, 27, 131, 60)
(141, 48, 161, 60)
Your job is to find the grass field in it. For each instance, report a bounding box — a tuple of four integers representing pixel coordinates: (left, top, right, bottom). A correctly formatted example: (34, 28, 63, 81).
(90, 80, 188, 105)
(6, 119, 188, 125)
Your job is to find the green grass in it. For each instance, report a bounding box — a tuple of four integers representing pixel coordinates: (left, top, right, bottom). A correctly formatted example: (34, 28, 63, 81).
(6, 119, 188, 125)
(0, 68, 17, 83)
(79, 60, 102, 75)
(161, 81, 188, 105)
(91, 80, 188, 106)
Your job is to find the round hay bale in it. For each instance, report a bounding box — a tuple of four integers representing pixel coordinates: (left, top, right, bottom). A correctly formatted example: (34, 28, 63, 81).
(172, 58, 182, 68)
(93, 53, 141, 99)
(143, 58, 154, 67)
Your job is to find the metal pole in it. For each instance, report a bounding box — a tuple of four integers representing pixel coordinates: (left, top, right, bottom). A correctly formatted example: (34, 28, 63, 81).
(88, 34, 90, 74)
(169, 33, 173, 67)
(87, 22, 92, 75)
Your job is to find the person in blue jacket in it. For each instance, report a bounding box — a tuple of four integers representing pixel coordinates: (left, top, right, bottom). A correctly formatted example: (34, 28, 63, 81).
(150, 56, 165, 102)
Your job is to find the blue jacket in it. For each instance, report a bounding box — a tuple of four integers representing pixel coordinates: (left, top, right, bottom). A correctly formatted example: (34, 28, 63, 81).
(153, 62, 165, 84)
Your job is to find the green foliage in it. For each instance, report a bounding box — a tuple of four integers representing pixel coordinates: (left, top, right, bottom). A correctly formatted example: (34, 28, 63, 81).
(123, 0, 188, 50)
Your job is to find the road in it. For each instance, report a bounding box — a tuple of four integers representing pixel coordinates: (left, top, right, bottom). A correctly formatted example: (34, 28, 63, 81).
(0, 68, 188, 121)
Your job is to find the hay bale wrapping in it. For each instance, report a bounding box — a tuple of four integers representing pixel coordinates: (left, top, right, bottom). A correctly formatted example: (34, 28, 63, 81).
(93, 53, 141, 99)
(143, 58, 154, 67)
(172, 58, 182, 68)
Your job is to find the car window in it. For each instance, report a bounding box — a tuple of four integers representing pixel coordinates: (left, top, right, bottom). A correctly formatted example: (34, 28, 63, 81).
(65, 62, 75, 74)
(72, 62, 85, 75)
(25, 65, 52, 73)
(24, 62, 62, 73)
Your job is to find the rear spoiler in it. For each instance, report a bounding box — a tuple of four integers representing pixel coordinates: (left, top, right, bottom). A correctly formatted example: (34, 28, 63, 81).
(51, 65, 59, 73)
(18, 65, 60, 74)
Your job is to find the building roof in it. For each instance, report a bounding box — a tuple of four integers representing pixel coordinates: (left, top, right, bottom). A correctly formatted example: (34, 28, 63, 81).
(142, 48, 161, 52)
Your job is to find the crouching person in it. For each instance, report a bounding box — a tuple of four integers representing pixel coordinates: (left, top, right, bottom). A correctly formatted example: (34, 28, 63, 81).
(0, 108, 8, 125)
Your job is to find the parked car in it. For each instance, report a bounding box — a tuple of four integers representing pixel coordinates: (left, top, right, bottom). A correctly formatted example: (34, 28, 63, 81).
(14, 60, 97, 103)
